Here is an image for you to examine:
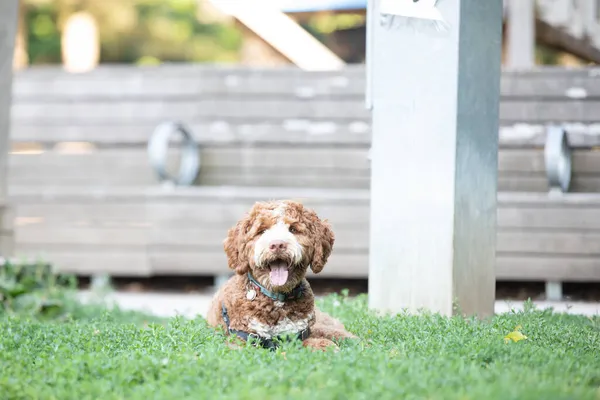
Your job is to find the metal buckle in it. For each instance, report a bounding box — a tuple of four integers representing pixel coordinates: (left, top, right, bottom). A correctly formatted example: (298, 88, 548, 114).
(299, 328, 310, 341)
(247, 333, 263, 347)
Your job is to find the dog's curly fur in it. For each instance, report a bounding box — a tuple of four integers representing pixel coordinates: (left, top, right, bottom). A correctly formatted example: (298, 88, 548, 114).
(207, 200, 356, 350)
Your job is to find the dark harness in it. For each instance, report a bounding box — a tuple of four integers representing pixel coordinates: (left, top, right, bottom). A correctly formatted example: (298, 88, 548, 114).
(221, 273, 311, 350)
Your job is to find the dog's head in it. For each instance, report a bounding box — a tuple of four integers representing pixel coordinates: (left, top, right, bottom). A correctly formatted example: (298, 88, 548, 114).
(223, 200, 334, 292)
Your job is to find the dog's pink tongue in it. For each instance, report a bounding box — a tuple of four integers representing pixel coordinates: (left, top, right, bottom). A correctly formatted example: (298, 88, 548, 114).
(269, 262, 289, 286)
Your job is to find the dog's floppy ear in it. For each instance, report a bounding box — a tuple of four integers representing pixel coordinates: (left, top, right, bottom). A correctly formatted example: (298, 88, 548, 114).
(223, 215, 252, 275)
(310, 218, 335, 274)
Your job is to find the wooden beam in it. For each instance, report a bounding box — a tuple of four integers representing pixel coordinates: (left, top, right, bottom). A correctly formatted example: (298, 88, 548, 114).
(13, 1, 28, 70)
(236, 22, 293, 67)
(367, 0, 503, 318)
(0, 0, 18, 257)
(212, 3, 345, 70)
(534, 0, 600, 65)
(536, 19, 600, 64)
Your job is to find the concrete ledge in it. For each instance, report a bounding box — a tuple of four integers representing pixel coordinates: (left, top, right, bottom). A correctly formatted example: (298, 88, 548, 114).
(77, 291, 600, 319)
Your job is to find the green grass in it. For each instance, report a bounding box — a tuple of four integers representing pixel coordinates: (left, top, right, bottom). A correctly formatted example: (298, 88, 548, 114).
(0, 259, 163, 326)
(1, 294, 600, 400)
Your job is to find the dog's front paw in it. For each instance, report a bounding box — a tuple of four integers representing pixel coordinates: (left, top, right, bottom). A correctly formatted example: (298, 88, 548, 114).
(224, 334, 248, 350)
(302, 337, 339, 352)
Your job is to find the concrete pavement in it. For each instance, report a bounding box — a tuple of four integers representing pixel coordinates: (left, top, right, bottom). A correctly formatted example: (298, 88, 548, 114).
(77, 290, 600, 319)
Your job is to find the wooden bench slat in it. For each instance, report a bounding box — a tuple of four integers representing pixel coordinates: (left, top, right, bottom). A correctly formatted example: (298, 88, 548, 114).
(147, 251, 367, 277)
(12, 66, 600, 99)
(195, 172, 371, 189)
(13, 200, 370, 229)
(8, 148, 372, 188)
(497, 191, 600, 205)
(498, 177, 600, 193)
(9, 187, 600, 281)
(10, 122, 600, 148)
(13, 99, 600, 125)
(10, 123, 373, 146)
(496, 256, 600, 281)
(13, 64, 366, 79)
(9, 148, 600, 192)
(18, 242, 600, 281)
(12, 76, 366, 99)
(27, 220, 600, 258)
(14, 184, 600, 205)
(497, 231, 600, 255)
(16, 197, 600, 239)
(500, 101, 600, 123)
(13, 246, 368, 278)
(16, 250, 153, 276)
(11, 100, 372, 122)
(499, 207, 600, 229)
(16, 75, 600, 100)
(16, 226, 368, 251)
(498, 149, 545, 172)
(501, 71, 600, 98)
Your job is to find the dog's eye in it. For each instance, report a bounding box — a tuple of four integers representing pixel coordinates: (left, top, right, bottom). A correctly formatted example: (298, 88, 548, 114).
(289, 226, 299, 234)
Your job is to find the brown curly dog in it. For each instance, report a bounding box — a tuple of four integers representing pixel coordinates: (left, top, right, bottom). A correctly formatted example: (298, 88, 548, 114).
(207, 200, 356, 351)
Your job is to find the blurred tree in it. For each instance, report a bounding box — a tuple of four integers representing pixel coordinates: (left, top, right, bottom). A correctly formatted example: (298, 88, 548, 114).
(536, 43, 561, 65)
(300, 12, 366, 63)
(22, 0, 243, 65)
(26, 1, 62, 64)
(20, 1, 579, 67)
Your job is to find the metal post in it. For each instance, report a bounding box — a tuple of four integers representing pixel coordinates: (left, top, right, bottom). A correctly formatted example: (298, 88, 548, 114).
(0, 1, 19, 257)
(506, 0, 535, 68)
(367, 0, 503, 317)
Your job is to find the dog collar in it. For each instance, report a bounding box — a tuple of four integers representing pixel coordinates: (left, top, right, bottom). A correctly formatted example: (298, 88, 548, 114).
(247, 272, 304, 302)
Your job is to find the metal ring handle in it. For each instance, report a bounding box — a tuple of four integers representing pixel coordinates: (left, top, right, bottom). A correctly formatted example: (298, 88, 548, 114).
(544, 126, 572, 193)
(147, 121, 200, 186)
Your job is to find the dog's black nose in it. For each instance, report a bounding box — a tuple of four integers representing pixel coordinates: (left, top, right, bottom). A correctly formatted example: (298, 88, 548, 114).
(269, 240, 287, 251)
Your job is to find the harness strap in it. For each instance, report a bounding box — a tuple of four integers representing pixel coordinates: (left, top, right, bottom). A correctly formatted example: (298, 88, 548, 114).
(247, 272, 304, 302)
(221, 303, 310, 350)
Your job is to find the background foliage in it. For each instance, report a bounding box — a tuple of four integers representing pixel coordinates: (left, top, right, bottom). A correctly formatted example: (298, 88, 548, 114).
(19, 0, 575, 67)
(23, 0, 243, 65)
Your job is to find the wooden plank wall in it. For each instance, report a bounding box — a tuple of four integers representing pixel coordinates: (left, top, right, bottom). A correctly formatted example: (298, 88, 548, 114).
(8, 65, 600, 281)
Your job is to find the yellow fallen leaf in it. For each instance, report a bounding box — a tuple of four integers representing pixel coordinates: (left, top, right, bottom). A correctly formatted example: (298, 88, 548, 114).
(504, 325, 528, 344)
(281, 352, 287, 360)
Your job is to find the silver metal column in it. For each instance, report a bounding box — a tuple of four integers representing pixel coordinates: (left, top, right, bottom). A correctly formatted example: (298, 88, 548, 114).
(367, 0, 503, 317)
(0, 1, 19, 257)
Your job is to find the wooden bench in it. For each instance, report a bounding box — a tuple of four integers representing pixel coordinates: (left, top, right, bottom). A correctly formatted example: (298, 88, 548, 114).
(9, 65, 600, 296)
